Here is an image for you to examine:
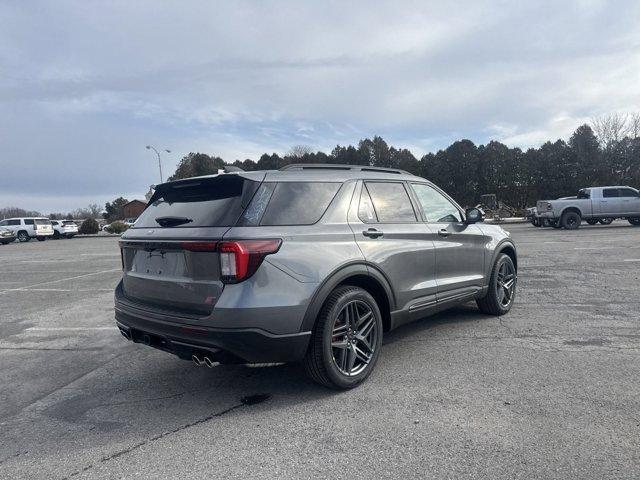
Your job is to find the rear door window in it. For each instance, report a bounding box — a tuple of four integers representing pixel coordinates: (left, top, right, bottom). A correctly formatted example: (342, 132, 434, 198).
(618, 188, 638, 198)
(364, 182, 417, 223)
(603, 189, 619, 198)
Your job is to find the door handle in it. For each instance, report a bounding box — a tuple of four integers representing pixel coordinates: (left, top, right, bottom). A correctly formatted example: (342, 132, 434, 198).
(362, 228, 383, 239)
(438, 228, 450, 237)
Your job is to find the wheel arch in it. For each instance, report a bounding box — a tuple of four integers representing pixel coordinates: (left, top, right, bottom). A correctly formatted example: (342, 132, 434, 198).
(494, 240, 518, 272)
(300, 263, 396, 333)
(560, 206, 582, 219)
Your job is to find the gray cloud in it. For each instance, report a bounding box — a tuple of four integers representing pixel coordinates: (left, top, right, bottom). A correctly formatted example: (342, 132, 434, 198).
(1, 0, 639, 212)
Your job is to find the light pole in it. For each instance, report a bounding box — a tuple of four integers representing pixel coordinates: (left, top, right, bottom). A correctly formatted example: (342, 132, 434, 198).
(146, 145, 171, 183)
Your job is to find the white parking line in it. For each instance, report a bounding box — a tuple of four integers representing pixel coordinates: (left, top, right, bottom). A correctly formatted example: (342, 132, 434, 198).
(574, 247, 618, 250)
(624, 259, 640, 262)
(12, 288, 115, 292)
(26, 327, 115, 331)
(0, 268, 121, 295)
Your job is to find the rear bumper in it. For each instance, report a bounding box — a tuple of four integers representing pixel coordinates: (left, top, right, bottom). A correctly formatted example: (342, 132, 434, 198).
(114, 303, 311, 364)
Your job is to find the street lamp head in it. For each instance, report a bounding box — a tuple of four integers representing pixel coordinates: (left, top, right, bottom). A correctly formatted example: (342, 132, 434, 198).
(165, 149, 171, 153)
(145, 145, 151, 150)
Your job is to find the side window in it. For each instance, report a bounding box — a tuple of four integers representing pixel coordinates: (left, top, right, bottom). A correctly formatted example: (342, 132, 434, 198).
(8, 220, 20, 226)
(603, 189, 619, 198)
(358, 187, 377, 222)
(0, 220, 6, 226)
(24, 219, 34, 225)
(411, 183, 463, 223)
(259, 182, 341, 226)
(618, 188, 638, 198)
(364, 182, 417, 223)
(577, 189, 590, 199)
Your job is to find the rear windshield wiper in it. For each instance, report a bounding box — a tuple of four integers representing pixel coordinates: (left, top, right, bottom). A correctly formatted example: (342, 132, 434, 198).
(155, 216, 193, 227)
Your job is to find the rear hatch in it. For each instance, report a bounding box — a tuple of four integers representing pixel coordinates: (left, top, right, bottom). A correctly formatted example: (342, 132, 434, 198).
(119, 173, 264, 316)
(34, 218, 53, 234)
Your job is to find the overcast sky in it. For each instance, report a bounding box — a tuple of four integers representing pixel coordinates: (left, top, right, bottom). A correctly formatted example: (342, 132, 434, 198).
(1, 0, 639, 213)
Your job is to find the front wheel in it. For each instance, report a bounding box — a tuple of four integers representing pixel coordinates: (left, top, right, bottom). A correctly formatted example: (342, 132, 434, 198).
(599, 218, 614, 225)
(561, 211, 581, 229)
(304, 286, 383, 389)
(627, 217, 640, 226)
(477, 254, 517, 316)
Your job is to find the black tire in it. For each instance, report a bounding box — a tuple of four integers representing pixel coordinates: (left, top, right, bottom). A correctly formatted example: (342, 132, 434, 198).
(586, 218, 599, 225)
(551, 220, 562, 229)
(561, 211, 581, 229)
(17, 231, 30, 242)
(628, 217, 640, 226)
(540, 218, 551, 227)
(531, 218, 540, 227)
(36, 237, 46, 242)
(53, 230, 61, 239)
(477, 254, 517, 316)
(304, 286, 383, 390)
(599, 218, 613, 225)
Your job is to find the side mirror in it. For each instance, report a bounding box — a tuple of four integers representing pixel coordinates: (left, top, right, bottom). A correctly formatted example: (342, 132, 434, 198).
(465, 207, 483, 224)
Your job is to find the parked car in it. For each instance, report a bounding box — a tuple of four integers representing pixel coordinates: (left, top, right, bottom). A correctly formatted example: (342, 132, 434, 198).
(536, 186, 640, 229)
(102, 218, 137, 232)
(0, 227, 16, 244)
(0, 217, 54, 242)
(114, 165, 518, 389)
(51, 220, 79, 239)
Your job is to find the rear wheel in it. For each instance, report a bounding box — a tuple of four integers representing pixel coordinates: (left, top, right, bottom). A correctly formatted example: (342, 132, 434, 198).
(17, 231, 30, 242)
(599, 218, 613, 225)
(586, 218, 599, 225)
(629, 217, 640, 226)
(477, 254, 517, 316)
(304, 286, 383, 389)
(561, 211, 581, 229)
(551, 220, 562, 229)
(53, 230, 61, 239)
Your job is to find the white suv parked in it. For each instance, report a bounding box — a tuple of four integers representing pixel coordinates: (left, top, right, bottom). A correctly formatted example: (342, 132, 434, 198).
(51, 220, 79, 239)
(0, 217, 54, 242)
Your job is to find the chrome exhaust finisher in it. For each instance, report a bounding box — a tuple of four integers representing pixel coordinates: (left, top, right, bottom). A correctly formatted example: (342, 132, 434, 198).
(119, 328, 132, 341)
(192, 354, 204, 366)
(203, 356, 220, 368)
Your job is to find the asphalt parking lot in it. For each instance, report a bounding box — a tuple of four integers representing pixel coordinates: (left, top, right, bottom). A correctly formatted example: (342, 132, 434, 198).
(1, 223, 639, 479)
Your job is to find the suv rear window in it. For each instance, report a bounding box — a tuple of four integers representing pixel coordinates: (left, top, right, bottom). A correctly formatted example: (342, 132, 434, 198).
(239, 182, 341, 226)
(34, 219, 51, 225)
(135, 175, 260, 228)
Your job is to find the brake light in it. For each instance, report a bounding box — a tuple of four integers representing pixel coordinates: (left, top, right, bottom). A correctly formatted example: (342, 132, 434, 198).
(219, 239, 282, 283)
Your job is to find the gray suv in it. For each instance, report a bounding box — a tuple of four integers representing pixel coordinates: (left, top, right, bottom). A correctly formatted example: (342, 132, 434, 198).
(115, 164, 517, 389)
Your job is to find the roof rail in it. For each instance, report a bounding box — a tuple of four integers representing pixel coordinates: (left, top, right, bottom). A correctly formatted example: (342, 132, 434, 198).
(280, 163, 409, 175)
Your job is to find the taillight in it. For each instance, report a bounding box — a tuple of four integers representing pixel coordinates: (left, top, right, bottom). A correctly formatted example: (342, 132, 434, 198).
(219, 239, 282, 284)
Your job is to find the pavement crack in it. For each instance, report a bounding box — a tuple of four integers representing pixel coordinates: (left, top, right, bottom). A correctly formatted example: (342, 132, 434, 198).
(62, 394, 270, 479)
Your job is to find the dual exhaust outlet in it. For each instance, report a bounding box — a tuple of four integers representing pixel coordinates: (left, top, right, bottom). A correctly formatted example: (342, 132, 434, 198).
(192, 354, 219, 369)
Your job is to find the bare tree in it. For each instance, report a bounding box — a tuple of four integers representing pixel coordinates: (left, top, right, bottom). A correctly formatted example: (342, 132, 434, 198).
(287, 144, 314, 158)
(628, 113, 640, 139)
(591, 113, 629, 147)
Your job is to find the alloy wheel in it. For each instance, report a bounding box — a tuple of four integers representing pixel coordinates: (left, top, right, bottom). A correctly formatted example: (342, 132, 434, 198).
(496, 261, 516, 308)
(331, 300, 378, 376)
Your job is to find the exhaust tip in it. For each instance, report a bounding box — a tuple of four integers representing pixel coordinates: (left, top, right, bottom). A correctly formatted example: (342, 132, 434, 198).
(203, 356, 219, 368)
(142, 334, 151, 346)
(192, 354, 203, 367)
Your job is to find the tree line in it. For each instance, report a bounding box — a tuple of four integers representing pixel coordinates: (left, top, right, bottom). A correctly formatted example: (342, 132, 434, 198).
(169, 115, 640, 209)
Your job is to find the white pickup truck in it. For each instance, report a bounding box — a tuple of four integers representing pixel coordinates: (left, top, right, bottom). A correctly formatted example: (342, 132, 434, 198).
(536, 186, 640, 229)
